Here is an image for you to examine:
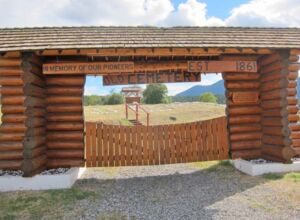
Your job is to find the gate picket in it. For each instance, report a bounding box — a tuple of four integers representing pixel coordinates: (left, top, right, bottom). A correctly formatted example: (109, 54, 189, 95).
(131, 126, 137, 166)
(97, 123, 103, 166)
(148, 125, 154, 165)
(85, 116, 229, 167)
(125, 126, 131, 166)
(91, 123, 97, 167)
(169, 124, 175, 164)
(103, 124, 109, 166)
(120, 125, 125, 166)
(159, 125, 165, 164)
(174, 124, 181, 163)
(114, 125, 120, 166)
(85, 122, 92, 167)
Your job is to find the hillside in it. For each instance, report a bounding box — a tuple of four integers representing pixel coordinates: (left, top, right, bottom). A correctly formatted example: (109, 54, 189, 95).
(177, 78, 300, 99)
(176, 80, 225, 97)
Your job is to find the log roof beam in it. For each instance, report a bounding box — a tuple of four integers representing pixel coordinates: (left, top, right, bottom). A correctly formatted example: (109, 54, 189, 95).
(12, 47, 277, 57)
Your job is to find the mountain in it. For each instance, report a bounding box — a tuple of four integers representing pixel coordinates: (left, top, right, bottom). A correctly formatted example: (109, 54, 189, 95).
(176, 79, 300, 99)
(176, 80, 225, 97)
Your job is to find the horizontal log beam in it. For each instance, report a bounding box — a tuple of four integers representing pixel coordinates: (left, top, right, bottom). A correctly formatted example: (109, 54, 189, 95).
(46, 105, 83, 113)
(47, 159, 84, 168)
(231, 149, 261, 159)
(0, 160, 21, 170)
(37, 47, 273, 57)
(47, 150, 84, 159)
(46, 141, 84, 149)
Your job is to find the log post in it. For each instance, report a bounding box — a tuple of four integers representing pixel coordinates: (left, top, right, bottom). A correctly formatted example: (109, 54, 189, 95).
(259, 50, 298, 162)
(45, 75, 85, 168)
(21, 52, 47, 177)
(222, 55, 262, 160)
(0, 56, 24, 170)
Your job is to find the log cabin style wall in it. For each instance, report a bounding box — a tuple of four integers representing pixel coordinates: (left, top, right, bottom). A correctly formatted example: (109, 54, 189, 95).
(290, 50, 300, 157)
(21, 53, 47, 176)
(45, 75, 85, 169)
(0, 53, 47, 176)
(0, 56, 25, 171)
(258, 50, 298, 162)
(223, 56, 262, 160)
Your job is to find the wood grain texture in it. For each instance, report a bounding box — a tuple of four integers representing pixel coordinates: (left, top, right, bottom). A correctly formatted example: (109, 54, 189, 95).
(85, 117, 229, 167)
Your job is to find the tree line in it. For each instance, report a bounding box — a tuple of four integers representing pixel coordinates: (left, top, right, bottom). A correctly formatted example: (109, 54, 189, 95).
(84, 84, 225, 106)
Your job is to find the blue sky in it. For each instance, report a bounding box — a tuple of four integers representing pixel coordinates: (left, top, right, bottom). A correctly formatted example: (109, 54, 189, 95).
(172, 0, 249, 19)
(0, 0, 298, 95)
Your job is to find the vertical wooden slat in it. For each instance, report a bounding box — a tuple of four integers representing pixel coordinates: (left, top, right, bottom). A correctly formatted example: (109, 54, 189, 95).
(216, 118, 221, 159)
(131, 126, 137, 166)
(97, 123, 103, 167)
(141, 125, 148, 165)
(136, 126, 142, 165)
(181, 123, 186, 163)
(160, 125, 165, 164)
(85, 123, 92, 167)
(191, 122, 197, 162)
(175, 124, 181, 163)
(165, 125, 171, 164)
(148, 125, 154, 165)
(211, 119, 219, 160)
(208, 120, 213, 160)
(202, 121, 207, 161)
(197, 122, 202, 161)
(126, 126, 131, 166)
(108, 125, 114, 166)
(169, 124, 175, 164)
(91, 123, 97, 167)
(120, 125, 125, 166)
(103, 124, 109, 167)
(153, 126, 160, 165)
(114, 125, 120, 166)
(186, 123, 192, 162)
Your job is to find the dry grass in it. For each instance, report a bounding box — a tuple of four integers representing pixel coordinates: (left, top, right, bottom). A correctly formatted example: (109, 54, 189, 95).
(0, 188, 98, 220)
(84, 102, 225, 125)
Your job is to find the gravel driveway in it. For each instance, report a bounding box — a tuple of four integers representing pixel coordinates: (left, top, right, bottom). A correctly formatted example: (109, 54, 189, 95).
(64, 162, 300, 220)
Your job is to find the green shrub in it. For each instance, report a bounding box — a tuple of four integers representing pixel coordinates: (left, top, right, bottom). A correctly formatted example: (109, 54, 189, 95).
(199, 92, 217, 103)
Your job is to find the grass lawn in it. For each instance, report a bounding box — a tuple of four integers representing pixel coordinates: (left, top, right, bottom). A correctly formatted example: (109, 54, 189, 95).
(84, 102, 225, 125)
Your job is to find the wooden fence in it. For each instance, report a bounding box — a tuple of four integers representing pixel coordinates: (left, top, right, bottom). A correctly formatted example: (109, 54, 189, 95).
(85, 116, 229, 167)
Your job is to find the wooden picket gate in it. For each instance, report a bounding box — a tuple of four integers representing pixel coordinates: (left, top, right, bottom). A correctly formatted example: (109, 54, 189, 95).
(85, 116, 229, 167)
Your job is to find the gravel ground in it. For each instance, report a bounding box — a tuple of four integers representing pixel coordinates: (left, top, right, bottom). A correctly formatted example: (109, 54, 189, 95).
(64, 162, 300, 220)
(0, 170, 23, 176)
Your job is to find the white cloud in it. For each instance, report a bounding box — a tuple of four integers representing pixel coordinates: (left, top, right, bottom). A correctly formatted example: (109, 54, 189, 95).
(84, 86, 101, 95)
(225, 0, 300, 27)
(1, 0, 299, 28)
(0, 0, 174, 27)
(163, 0, 224, 26)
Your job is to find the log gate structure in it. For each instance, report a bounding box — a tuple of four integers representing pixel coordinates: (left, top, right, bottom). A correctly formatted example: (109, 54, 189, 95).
(0, 26, 299, 176)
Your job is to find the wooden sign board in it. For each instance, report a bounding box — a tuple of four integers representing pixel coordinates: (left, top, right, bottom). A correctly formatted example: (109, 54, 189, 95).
(103, 72, 201, 86)
(188, 61, 257, 73)
(43, 62, 134, 74)
(232, 92, 259, 104)
(43, 60, 257, 75)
